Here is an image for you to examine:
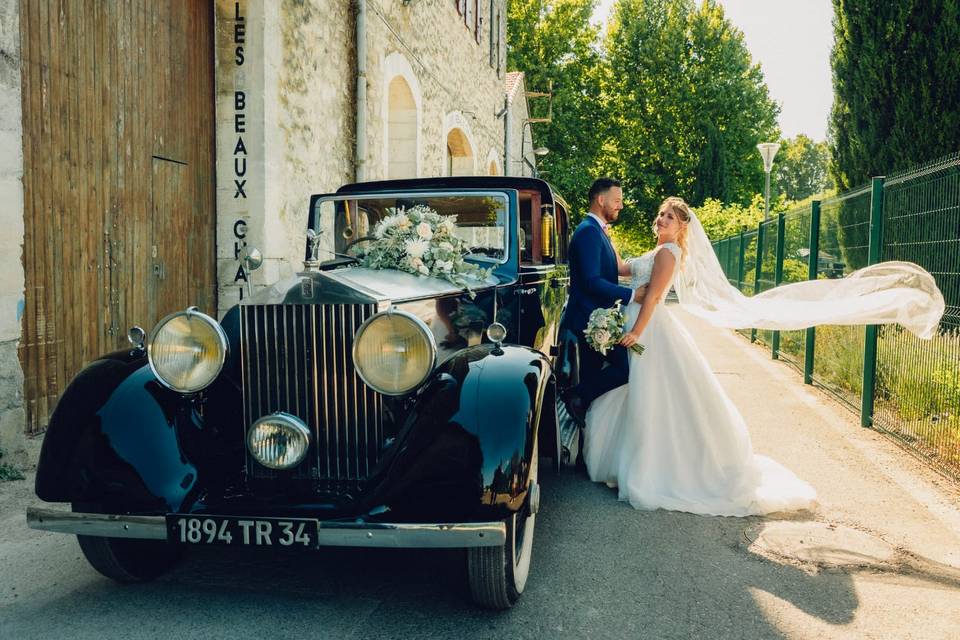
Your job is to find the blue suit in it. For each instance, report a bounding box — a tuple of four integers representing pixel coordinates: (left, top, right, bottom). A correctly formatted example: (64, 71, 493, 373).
(562, 216, 634, 406)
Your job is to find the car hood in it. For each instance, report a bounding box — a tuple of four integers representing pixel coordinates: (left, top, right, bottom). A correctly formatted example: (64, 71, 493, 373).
(243, 266, 499, 306)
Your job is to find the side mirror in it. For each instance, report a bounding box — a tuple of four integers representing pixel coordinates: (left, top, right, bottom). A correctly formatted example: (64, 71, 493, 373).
(242, 246, 263, 273)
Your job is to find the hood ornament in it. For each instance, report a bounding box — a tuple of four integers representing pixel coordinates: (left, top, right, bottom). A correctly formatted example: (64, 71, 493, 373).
(304, 228, 322, 271)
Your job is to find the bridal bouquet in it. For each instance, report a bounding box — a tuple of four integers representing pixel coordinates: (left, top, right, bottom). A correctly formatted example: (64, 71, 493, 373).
(360, 205, 491, 293)
(584, 301, 645, 356)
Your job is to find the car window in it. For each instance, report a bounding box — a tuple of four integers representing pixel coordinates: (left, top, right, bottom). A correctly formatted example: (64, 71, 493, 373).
(313, 193, 509, 264)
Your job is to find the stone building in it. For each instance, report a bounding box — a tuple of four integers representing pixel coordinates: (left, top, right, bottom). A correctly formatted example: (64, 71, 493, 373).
(504, 71, 541, 178)
(0, 0, 537, 457)
(216, 0, 516, 316)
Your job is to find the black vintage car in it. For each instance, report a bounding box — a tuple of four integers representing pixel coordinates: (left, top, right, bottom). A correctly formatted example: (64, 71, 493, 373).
(27, 176, 581, 609)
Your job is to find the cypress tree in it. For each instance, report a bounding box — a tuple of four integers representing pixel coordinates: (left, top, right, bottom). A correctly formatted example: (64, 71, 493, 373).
(830, 0, 960, 191)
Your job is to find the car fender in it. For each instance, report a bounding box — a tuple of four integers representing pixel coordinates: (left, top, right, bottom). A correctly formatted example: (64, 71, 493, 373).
(34, 351, 200, 513)
(363, 344, 552, 521)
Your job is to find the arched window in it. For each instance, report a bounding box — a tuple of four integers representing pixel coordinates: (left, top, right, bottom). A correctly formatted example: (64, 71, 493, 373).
(446, 128, 474, 176)
(387, 76, 418, 179)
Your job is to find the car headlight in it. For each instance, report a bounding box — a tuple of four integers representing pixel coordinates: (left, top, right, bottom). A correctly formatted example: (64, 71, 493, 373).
(353, 309, 437, 395)
(247, 413, 312, 469)
(147, 308, 228, 393)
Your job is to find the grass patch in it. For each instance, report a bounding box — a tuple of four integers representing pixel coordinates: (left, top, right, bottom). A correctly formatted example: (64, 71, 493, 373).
(802, 324, 960, 477)
(0, 448, 25, 482)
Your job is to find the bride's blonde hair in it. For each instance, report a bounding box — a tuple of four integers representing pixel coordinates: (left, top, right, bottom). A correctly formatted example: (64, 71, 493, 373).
(651, 196, 691, 265)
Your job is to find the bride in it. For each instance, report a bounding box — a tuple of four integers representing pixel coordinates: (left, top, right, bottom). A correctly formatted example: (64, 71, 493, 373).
(583, 196, 945, 516)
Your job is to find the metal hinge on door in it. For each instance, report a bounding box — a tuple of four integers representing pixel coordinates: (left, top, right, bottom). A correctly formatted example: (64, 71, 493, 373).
(152, 244, 165, 280)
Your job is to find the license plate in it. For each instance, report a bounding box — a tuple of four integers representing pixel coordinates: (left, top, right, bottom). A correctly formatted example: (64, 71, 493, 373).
(167, 515, 317, 548)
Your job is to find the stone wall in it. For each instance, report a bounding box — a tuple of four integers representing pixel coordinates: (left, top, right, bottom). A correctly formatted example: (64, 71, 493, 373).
(506, 73, 535, 176)
(0, 0, 26, 461)
(215, 0, 509, 316)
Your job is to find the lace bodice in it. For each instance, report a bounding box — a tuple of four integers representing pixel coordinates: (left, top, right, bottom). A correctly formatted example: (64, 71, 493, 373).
(629, 242, 681, 290)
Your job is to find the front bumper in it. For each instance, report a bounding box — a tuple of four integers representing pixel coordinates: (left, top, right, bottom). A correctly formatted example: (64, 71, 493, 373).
(26, 506, 506, 548)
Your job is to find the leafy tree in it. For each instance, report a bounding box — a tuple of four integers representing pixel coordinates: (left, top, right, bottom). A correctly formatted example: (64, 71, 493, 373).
(507, 0, 608, 218)
(774, 134, 833, 201)
(695, 194, 767, 241)
(692, 124, 730, 204)
(604, 0, 780, 235)
(830, 0, 960, 191)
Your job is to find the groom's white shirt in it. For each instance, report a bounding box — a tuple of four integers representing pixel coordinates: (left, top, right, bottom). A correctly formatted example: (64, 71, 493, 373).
(586, 212, 608, 230)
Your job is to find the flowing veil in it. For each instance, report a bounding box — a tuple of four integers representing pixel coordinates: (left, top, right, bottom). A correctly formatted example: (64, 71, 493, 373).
(674, 211, 945, 339)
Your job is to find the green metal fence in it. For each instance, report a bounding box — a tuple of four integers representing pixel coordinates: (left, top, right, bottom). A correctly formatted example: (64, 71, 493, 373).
(710, 152, 960, 480)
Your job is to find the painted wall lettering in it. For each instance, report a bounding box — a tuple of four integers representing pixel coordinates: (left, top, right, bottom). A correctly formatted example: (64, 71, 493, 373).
(235, 2, 245, 65)
(232, 1, 248, 299)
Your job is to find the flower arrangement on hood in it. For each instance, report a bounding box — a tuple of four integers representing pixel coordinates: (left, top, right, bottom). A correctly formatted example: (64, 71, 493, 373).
(360, 205, 492, 292)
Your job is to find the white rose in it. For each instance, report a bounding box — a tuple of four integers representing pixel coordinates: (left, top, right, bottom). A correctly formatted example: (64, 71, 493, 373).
(416, 222, 434, 240)
(418, 264, 430, 275)
(439, 241, 453, 252)
(408, 256, 424, 269)
(405, 238, 429, 259)
(440, 218, 456, 234)
(594, 329, 611, 345)
(397, 216, 412, 230)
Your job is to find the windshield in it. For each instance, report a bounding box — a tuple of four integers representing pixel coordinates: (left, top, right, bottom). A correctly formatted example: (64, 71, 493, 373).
(310, 192, 509, 266)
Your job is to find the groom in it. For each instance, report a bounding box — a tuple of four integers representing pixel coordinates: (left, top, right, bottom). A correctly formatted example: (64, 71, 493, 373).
(561, 178, 645, 425)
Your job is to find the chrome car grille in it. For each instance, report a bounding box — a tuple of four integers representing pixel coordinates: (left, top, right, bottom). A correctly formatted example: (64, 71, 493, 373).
(240, 303, 384, 484)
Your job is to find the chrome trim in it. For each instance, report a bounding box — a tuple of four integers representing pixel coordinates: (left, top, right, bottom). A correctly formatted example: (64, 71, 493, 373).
(349, 306, 360, 478)
(27, 507, 506, 548)
(147, 308, 228, 394)
(315, 522, 505, 548)
(352, 308, 439, 396)
(27, 507, 167, 540)
(242, 303, 382, 483)
(331, 306, 342, 478)
(319, 306, 331, 476)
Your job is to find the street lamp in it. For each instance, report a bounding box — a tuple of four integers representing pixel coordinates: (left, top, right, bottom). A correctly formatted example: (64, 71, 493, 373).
(757, 142, 780, 221)
(519, 118, 550, 177)
(520, 148, 549, 177)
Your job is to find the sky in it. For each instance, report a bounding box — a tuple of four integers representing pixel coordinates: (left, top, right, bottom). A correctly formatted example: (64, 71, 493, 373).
(592, 0, 834, 142)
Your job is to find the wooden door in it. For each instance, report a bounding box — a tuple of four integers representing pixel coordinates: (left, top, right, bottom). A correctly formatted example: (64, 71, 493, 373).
(19, 1, 217, 434)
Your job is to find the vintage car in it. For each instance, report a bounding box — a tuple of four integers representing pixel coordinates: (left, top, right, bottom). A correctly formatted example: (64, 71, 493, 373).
(26, 176, 583, 609)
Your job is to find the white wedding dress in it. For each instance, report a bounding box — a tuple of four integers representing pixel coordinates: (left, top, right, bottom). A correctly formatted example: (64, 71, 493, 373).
(583, 242, 818, 516)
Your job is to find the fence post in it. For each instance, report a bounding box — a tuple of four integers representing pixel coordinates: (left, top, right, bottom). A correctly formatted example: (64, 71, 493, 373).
(771, 213, 786, 359)
(803, 200, 821, 384)
(861, 176, 886, 427)
(737, 227, 746, 289)
(750, 220, 765, 343)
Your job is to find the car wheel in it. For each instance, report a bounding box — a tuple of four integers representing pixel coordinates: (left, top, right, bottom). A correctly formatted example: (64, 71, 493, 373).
(467, 441, 537, 609)
(73, 503, 181, 583)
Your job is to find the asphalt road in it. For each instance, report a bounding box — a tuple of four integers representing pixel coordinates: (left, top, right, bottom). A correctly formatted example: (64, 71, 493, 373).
(3, 309, 959, 639)
(0, 470, 861, 640)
